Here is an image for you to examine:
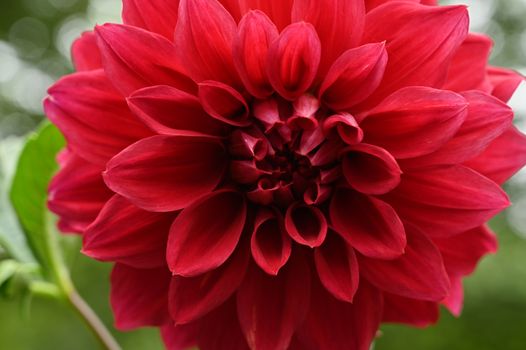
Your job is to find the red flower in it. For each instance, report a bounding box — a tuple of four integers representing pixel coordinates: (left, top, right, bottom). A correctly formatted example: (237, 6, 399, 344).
(45, 1, 526, 349)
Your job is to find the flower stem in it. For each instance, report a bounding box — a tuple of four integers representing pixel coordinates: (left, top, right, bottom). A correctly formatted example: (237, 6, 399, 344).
(44, 213, 121, 350)
(67, 289, 122, 350)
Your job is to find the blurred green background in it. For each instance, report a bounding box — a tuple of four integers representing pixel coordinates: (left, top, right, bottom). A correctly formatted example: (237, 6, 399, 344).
(0, 0, 525, 349)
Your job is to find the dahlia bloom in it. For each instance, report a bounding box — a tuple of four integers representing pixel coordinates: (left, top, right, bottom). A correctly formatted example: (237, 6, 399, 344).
(45, 0, 526, 349)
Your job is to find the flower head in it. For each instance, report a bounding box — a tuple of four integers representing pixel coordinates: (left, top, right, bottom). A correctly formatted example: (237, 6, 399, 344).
(46, 0, 526, 349)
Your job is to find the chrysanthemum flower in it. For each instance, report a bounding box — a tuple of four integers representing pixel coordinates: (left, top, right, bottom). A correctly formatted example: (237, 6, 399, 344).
(45, 0, 526, 349)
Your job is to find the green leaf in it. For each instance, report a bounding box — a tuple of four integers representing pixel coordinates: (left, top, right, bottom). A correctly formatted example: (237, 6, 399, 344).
(0, 260, 18, 287)
(9, 122, 65, 274)
(0, 137, 35, 262)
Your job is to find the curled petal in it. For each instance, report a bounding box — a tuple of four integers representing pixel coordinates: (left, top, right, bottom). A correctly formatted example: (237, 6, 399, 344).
(246, 178, 279, 205)
(319, 42, 388, 110)
(104, 135, 226, 212)
(169, 241, 250, 325)
(362, 3, 468, 105)
(285, 202, 328, 248)
(464, 126, 526, 185)
(111, 264, 171, 330)
(128, 85, 226, 136)
(71, 31, 102, 71)
(122, 0, 180, 39)
(341, 143, 401, 195)
(309, 139, 344, 166)
(360, 86, 468, 158)
(83, 195, 174, 268)
(95, 24, 195, 96)
(199, 81, 250, 126)
(267, 22, 321, 100)
(330, 188, 406, 260)
(251, 208, 292, 275)
(229, 129, 268, 160)
(288, 94, 320, 130)
(234, 11, 279, 98)
(385, 165, 510, 237)
(230, 160, 271, 184)
(292, 0, 366, 76)
(314, 232, 359, 303)
(175, 0, 241, 87)
(304, 182, 331, 205)
(360, 226, 450, 301)
(237, 256, 310, 350)
(161, 323, 199, 350)
(253, 98, 282, 131)
(167, 190, 247, 277)
(323, 114, 363, 145)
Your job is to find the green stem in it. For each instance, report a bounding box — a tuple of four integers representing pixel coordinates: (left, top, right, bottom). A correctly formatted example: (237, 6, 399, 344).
(67, 289, 122, 350)
(44, 213, 121, 350)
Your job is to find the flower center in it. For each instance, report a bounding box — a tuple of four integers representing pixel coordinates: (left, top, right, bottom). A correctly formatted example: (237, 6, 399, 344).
(226, 94, 347, 208)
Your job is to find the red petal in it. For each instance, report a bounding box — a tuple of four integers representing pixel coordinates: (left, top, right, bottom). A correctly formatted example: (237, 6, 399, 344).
(441, 275, 464, 317)
(161, 323, 199, 350)
(360, 86, 468, 159)
(104, 135, 226, 212)
(44, 70, 151, 165)
(229, 129, 269, 160)
(198, 298, 250, 350)
(267, 22, 321, 100)
(238, 0, 294, 30)
(385, 165, 510, 237)
(330, 188, 406, 259)
(199, 81, 250, 126)
(319, 42, 387, 110)
(361, 3, 468, 105)
(444, 33, 493, 92)
(341, 143, 401, 195)
(48, 153, 112, 234)
(433, 225, 497, 276)
(83, 195, 174, 268)
(314, 231, 359, 303)
(323, 113, 363, 145)
(95, 24, 195, 96)
(167, 190, 246, 277)
(404, 91, 513, 167)
(465, 126, 526, 184)
(122, 0, 179, 39)
(251, 208, 291, 275)
(237, 256, 310, 350)
(169, 241, 249, 324)
(298, 279, 382, 350)
(365, 0, 421, 12)
(285, 202, 328, 248)
(487, 66, 524, 102)
(382, 293, 439, 327)
(71, 31, 102, 71)
(128, 85, 226, 136)
(360, 226, 450, 301)
(234, 10, 278, 98)
(110, 264, 171, 330)
(175, 0, 241, 87)
(229, 160, 271, 185)
(292, 0, 365, 77)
